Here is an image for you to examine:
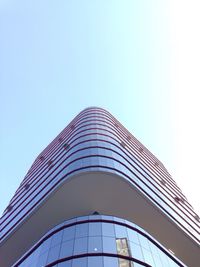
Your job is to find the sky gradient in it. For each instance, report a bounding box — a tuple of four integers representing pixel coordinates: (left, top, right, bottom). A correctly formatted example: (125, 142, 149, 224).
(0, 1, 200, 215)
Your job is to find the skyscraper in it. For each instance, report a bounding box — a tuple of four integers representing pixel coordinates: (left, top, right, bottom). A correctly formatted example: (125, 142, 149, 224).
(0, 107, 199, 267)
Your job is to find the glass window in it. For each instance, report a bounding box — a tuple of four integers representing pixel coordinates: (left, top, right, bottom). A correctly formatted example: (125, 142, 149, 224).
(75, 223, 88, 238)
(133, 263, 144, 267)
(62, 226, 75, 242)
(142, 248, 155, 266)
(116, 238, 131, 256)
(89, 222, 102, 236)
(102, 222, 115, 237)
(57, 260, 72, 267)
(138, 234, 150, 250)
(103, 237, 117, 253)
(40, 237, 52, 254)
(88, 256, 103, 267)
(115, 225, 128, 238)
(35, 252, 48, 267)
(118, 259, 133, 267)
(127, 228, 140, 245)
(46, 244, 61, 264)
(73, 237, 88, 254)
(129, 242, 144, 262)
(51, 231, 63, 247)
(159, 251, 171, 267)
(71, 258, 87, 267)
(88, 236, 102, 253)
(103, 256, 118, 267)
(59, 240, 74, 258)
(19, 254, 34, 267)
(116, 238, 132, 267)
(152, 255, 164, 267)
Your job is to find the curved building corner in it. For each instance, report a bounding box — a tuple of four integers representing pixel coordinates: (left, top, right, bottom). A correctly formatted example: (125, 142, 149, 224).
(0, 107, 199, 267)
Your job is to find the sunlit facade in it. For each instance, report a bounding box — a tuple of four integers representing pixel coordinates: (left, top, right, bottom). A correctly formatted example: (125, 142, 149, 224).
(0, 107, 199, 267)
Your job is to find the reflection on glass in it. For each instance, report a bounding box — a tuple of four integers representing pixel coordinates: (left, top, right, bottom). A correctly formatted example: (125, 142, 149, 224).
(15, 216, 184, 267)
(116, 238, 132, 267)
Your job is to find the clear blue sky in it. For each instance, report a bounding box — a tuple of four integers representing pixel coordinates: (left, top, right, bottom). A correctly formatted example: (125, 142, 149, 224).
(1, 1, 199, 215)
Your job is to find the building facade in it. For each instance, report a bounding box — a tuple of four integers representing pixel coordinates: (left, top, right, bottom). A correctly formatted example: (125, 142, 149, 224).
(0, 107, 199, 267)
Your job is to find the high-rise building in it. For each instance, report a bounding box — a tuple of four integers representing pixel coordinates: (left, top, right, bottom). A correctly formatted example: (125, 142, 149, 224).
(0, 107, 199, 267)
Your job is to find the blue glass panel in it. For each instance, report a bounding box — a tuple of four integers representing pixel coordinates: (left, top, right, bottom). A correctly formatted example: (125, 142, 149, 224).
(71, 258, 87, 267)
(103, 256, 118, 267)
(142, 248, 155, 266)
(89, 222, 102, 236)
(46, 244, 61, 264)
(75, 223, 88, 238)
(153, 255, 164, 267)
(88, 236, 103, 253)
(35, 251, 48, 267)
(129, 242, 144, 262)
(115, 224, 128, 238)
(127, 228, 140, 245)
(103, 237, 117, 253)
(102, 223, 115, 237)
(59, 240, 74, 258)
(88, 256, 103, 267)
(138, 234, 150, 250)
(62, 226, 75, 242)
(73, 237, 88, 254)
(51, 231, 63, 247)
(40, 237, 52, 254)
(58, 260, 72, 267)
